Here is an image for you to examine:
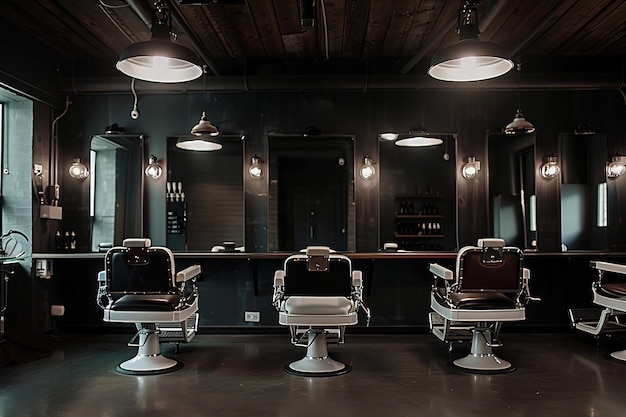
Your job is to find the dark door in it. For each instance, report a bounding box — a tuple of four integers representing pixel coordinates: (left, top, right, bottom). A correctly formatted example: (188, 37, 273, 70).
(278, 156, 348, 251)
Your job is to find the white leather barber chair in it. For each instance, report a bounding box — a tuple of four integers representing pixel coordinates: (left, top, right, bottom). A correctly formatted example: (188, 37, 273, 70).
(428, 238, 537, 373)
(569, 261, 626, 362)
(96, 238, 200, 375)
(272, 246, 370, 376)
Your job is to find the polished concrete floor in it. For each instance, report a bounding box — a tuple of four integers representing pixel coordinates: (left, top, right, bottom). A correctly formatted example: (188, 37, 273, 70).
(1, 330, 626, 417)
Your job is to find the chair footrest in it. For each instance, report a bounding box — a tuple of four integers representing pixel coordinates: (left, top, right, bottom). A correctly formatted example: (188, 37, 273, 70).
(569, 307, 626, 336)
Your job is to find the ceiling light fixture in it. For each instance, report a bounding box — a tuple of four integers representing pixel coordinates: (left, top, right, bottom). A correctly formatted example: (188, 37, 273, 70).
(190, 65, 219, 136)
(504, 61, 535, 135)
(116, 1, 202, 83)
(428, 0, 513, 82)
(395, 125, 443, 147)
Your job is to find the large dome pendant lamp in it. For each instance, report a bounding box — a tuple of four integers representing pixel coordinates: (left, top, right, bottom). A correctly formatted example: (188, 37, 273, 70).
(116, 1, 202, 83)
(428, 0, 513, 82)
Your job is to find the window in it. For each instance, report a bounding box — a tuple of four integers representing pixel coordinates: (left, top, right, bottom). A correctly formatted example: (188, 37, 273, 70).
(597, 182, 607, 227)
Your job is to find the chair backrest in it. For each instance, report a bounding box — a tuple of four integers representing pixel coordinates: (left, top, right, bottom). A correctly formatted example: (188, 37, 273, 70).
(105, 238, 176, 295)
(456, 238, 523, 293)
(283, 246, 353, 296)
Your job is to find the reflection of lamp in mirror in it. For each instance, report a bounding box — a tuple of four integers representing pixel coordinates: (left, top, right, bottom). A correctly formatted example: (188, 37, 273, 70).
(145, 155, 163, 180)
(116, 1, 202, 83)
(607, 156, 626, 178)
(539, 155, 560, 179)
(427, 0, 513, 82)
(461, 156, 480, 180)
(395, 125, 443, 147)
(379, 132, 399, 141)
(249, 155, 264, 179)
(176, 136, 222, 151)
(360, 155, 376, 180)
(68, 157, 89, 180)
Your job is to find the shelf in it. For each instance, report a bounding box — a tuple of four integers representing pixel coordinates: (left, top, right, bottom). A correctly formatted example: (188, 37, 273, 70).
(395, 234, 444, 238)
(396, 214, 444, 219)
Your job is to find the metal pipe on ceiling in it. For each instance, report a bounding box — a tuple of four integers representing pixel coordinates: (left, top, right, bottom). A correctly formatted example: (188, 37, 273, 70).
(59, 72, 625, 94)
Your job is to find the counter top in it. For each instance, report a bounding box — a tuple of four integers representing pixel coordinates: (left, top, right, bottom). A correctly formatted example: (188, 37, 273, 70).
(32, 250, 626, 260)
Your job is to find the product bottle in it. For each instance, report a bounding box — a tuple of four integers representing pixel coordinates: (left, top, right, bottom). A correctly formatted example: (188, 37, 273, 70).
(55, 230, 62, 252)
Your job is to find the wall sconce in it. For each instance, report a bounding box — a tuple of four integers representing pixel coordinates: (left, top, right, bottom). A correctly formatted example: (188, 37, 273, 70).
(145, 155, 163, 180)
(68, 157, 89, 180)
(607, 156, 625, 178)
(461, 156, 480, 180)
(360, 155, 376, 180)
(248, 155, 264, 179)
(540, 155, 560, 179)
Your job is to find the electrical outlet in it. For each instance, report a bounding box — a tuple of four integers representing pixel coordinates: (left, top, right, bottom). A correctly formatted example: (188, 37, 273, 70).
(244, 311, 260, 323)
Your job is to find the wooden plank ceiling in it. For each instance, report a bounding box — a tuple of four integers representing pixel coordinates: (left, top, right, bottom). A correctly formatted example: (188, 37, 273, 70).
(3, 0, 626, 77)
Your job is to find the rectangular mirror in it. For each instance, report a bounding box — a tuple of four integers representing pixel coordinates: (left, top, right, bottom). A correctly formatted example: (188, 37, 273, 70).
(166, 135, 244, 251)
(379, 134, 457, 251)
(268, 134, 355, 252)
(488, 132, 535, 249)
(90, 134, 144, 251)
(559, 131, 607, 250)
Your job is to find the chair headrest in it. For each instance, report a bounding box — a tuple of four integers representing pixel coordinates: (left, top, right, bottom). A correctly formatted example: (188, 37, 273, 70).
(123, 238, 151, 248)
(306, 246, 331, 257)
(477, 238, 505, 248)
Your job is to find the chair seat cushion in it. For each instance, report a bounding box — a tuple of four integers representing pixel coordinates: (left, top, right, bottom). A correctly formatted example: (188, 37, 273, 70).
(111, 294, 180, 311)
(450, 292, 515, 309)
(601, 283, 626, 297)
(284, 296, 354, 315)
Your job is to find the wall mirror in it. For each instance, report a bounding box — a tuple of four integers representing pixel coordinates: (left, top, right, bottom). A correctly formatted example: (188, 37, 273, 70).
(166, 135, 244, 251)
(488, 132, 535, 250)
(379, 134, 457, 251)
(268, 134, 355, 252)
(90, 134, 144, 251)
(559, 131, 607, 250)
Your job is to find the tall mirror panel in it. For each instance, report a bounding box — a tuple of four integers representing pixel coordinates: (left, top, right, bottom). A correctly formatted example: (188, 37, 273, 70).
(89, 134, 144, 252)
(379, 134, 457, 251)
(268, 134, 355, 252)
(488, 133, 535, 249)
(166, 135, 244, 251)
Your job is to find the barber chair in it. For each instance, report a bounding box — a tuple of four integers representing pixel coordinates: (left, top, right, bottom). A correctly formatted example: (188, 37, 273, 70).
(96, 238, 200, 375)
(428, 238, 537, 373)
(272, 246, 370, 376)
(569, 261, 626, 362)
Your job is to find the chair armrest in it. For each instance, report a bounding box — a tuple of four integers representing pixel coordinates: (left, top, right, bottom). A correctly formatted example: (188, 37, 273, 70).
(176, 264, 201, 283)
(352, 270, 363, 287)
(590, 261, 626, 276)
(429, 263, 453, 280)
(97, 270, 106, 283)
(274, 270, 285, 287)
